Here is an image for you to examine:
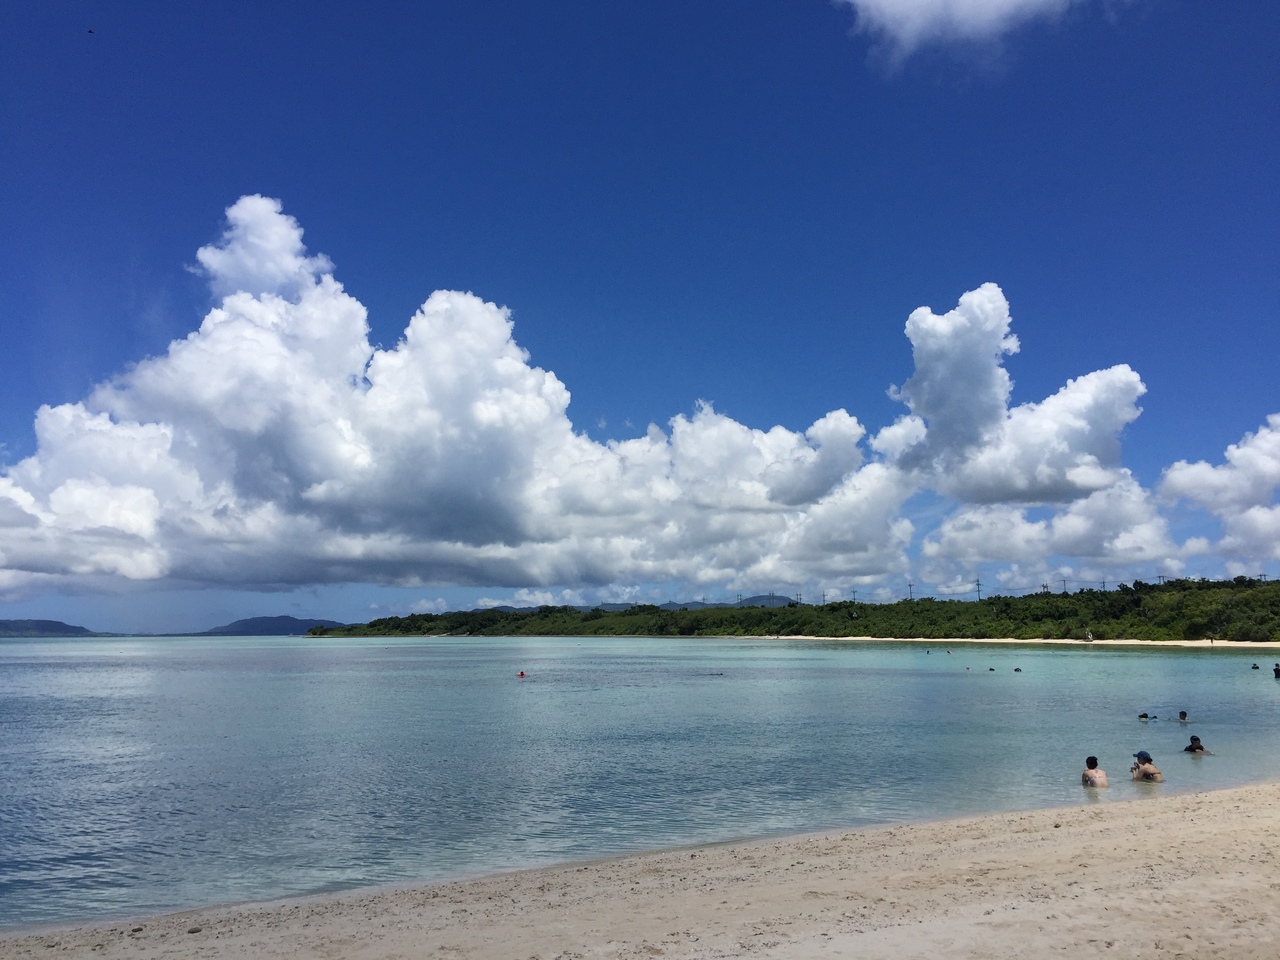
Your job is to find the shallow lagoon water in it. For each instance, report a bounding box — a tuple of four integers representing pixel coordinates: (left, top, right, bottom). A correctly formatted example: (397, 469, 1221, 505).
(2, 634, 1278, 928)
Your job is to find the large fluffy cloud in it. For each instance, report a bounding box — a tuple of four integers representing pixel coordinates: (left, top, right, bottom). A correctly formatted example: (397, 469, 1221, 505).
(0, 197, 892, 595)
(876, 282, 1145, 503)
(0, 196, 1270, 604)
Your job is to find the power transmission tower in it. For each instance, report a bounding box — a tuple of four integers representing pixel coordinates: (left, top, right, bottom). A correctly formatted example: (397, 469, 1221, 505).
(975, 577, 982, 601)
(907, 581, 914, 601)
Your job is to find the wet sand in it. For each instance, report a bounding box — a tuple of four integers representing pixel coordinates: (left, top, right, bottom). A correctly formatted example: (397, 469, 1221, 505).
(4, 782, 1279, 960)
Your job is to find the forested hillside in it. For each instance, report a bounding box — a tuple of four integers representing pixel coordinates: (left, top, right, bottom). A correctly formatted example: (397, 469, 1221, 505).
(311, 577, 1280, 641)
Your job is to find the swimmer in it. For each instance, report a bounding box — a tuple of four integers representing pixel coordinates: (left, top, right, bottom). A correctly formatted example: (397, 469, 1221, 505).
(1082, 756, 1109, 788)
(1183, 735, 1210, 754)
(1131, 751, 1163, 782)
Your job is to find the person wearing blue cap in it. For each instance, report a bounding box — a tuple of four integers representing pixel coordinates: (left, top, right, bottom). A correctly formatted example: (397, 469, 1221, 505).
(1131, 751, 1163, 782)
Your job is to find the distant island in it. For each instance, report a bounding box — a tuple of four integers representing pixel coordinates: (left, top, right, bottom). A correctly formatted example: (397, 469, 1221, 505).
(309, 577, 1280, 642)
(0, 619, 95, 638)
(197, 616, 347, 636)
(0, 615, 347, 638)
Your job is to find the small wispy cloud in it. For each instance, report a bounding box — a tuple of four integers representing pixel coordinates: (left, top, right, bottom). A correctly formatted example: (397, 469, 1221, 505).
(835, 0, 1085, 54)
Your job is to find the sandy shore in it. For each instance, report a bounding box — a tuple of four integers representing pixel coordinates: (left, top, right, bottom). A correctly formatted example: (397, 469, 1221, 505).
(5, 784, 1280, 960)
(782, 635, 1280, 649)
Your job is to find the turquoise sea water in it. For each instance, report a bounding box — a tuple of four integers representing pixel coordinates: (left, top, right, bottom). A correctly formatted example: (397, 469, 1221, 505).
(2, 635, 1279, 929)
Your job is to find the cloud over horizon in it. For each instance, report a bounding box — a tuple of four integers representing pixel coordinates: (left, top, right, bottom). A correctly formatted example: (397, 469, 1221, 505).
(1, 196, 1276, 605)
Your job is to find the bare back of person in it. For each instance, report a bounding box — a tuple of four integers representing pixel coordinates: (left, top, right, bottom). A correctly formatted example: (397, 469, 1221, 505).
(1082, 756, 1109, 788)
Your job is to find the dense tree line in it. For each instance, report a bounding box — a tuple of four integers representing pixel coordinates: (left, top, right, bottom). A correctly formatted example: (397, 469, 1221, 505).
(311, 577, 1280, 642)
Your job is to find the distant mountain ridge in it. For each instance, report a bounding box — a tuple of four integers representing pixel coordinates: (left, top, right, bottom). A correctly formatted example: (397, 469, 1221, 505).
(0, 619, 94, 637)
(198, 616, 347, 636)
(483, 594, 798, 614)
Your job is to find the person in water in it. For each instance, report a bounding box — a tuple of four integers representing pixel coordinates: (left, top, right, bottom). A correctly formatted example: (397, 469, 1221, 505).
(1183, 735, 1210, 754)
(1178, 711, 1188, 723)
(1131, 751, 1163, 782)
(1082, 756, 1109, 788)
(1273, 663, 1280, 679)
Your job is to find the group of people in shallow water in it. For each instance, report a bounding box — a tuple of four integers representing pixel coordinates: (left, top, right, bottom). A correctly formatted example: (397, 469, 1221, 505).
(1082, 712, 1211, 787)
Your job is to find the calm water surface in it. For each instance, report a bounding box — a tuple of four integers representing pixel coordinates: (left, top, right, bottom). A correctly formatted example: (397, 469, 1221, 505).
(2, 635, 1278, 928)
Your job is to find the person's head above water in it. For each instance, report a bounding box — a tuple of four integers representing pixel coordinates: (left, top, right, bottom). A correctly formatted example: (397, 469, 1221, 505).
(1085, 756, 1100, 769)
(1133, 751, 1153, 763)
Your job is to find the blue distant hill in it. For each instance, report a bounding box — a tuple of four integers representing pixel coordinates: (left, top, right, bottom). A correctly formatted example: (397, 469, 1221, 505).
(481, 594, 800, 614)
(0, 619, 95, 637)
(198, 616, 347, 636)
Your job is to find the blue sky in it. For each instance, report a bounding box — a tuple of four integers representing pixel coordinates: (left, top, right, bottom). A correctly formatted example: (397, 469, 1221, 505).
(1, 1, 1277, 633)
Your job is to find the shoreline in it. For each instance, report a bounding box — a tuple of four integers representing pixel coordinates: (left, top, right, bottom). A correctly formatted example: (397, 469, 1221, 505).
(6, 783, 1280, 959)
(778, 635, 1280, 648)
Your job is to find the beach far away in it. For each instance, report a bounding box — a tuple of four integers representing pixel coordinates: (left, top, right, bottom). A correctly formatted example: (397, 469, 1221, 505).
(4, 782, 1277, 960)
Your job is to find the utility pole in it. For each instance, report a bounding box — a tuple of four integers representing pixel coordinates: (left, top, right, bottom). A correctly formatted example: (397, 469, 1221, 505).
(975, 577, 982, 601)
(907, 581, 914, 601)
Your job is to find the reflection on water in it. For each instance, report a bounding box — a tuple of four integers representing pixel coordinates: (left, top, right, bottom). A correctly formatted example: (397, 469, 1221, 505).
(1, 635, 1277, 928)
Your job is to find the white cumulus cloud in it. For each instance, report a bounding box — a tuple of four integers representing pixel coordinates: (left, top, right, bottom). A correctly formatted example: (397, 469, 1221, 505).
(0, 196, 1267, 606)
(0, 196, 903, 597)
(878, 283, 1145, 504)
(1161, 414, 1280, 562)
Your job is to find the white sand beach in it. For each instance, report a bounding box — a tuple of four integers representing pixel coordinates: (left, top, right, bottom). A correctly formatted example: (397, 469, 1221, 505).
(783, 635, 1280, 649)
(5, 782, 1279, 960)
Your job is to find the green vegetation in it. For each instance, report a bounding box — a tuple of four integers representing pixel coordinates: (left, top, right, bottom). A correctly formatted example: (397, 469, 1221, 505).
(310, 577, 1280, 642)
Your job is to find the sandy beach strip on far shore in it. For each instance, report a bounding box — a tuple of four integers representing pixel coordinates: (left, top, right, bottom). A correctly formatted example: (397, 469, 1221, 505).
(776, 635, 1280, 648)
(5, 783, 1280, 960)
